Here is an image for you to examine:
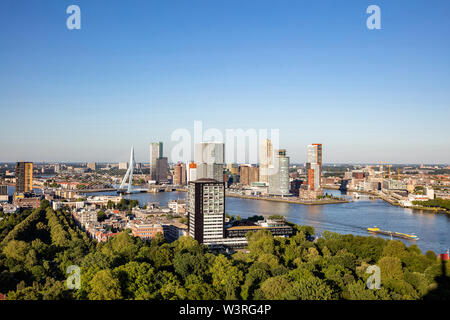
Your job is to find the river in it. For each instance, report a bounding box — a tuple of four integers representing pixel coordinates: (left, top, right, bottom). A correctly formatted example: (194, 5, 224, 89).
(6, 186, 449, 254)
(93, 188, 449, 255)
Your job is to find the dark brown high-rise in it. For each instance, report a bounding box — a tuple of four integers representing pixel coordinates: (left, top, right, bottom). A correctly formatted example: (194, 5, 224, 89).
(15, 162, 33, 194)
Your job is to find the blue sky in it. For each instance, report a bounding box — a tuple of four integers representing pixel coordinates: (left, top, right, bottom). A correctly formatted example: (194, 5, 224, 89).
(0, 0, 449, 164)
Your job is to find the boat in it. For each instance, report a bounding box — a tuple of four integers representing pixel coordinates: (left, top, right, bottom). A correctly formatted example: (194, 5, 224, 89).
(367, 227, 419, 240)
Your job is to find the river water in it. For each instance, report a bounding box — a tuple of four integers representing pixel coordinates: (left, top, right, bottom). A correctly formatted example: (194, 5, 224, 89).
(7, 186, 449, 254)
(94, 189, 449, 255)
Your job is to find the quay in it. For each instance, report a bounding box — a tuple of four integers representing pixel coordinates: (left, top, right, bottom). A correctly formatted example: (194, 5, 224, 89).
(225, 192, 350, 205)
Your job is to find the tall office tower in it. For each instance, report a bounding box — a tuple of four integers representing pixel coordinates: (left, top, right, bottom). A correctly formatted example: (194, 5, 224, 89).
(259, 139, 273, 184)
(239, 165, 260, 186)
(0, 185, 8, 202)
(269, 150, 290, 196)
(240, 165, 250, 185)
(194, 142, 225, 182)
(306, 144, 322, 191)
(150, 142, 163, 181)
(155, 157, 168, 183)
(249, 166, 260, 185)
(187, 162, 197, 182)
(87, 162, 97, 171)
(187, 178, 225, 244)
(173, 162, 186, 185)
(15, 162, 33, 194)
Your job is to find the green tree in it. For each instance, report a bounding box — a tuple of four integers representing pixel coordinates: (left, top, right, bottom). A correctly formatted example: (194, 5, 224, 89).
(88, 269, 122, 300)
(258, 276, 292, 300)
(210, 255, 243, 299)
(378, 256, 404, 281)
(247, 230, 275, 257)
(113, 261, 155, 299)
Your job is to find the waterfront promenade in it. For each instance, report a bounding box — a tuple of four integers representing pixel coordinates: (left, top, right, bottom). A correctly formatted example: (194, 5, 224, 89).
(225, 192, 349, 205)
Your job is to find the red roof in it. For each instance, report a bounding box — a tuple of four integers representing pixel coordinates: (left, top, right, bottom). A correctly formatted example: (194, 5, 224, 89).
(439, 253, 449, 261)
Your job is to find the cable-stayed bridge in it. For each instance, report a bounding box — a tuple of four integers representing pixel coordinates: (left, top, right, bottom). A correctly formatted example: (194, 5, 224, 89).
(117, 146, 150, 194)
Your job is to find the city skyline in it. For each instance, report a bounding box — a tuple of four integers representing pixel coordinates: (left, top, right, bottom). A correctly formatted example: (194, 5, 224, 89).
(1, 1, 449, 163)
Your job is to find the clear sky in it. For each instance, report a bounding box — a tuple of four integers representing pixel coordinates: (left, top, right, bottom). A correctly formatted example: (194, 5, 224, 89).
(0, 0, 449, 164)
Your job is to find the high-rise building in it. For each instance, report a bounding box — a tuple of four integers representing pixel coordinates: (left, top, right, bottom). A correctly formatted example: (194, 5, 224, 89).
(269, 150, 290, 196)
(15, 162, 33, 194)
(239, 165, 260, 186)
(306, 144, 322, 191)
(119, 162, 128, 170)
(424, 186, 434, 200)
(0, 185, 8, 202)
(194, 142, 224, 182)
(87, 162, 97, 171)
(173, 163, 187, 185)
(187, 178, 225, 244)
(259, 139, 273, 184)
(187, 162, 197, 182)
(155, 157, 168, 183)
(150, 142, 163, 181)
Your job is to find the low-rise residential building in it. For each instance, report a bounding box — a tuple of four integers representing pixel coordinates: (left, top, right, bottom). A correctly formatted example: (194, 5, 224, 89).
(13, 195, 41, 209)
(168, 199, 186, 215)
(382, 179, 407, 191)
(162, 221, 188, 242)
(0, 203, 19, 214)
(130, 220, 164, 241)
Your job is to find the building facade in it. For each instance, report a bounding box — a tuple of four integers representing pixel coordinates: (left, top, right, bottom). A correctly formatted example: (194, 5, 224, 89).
(131, 221, 164, 241)
(150, 142, 163, 181)
(239, 165, 260, 186)
(259, 139, 273, 184)
(306, 144, 322, 191)
(155, 157, 168, 183)
(269, 149, 290, 196)
(87, 162, 97, 171)
(194, 142, 224, 182)
(15, 162, 33, 194)
(187, 178, 225, 244)
(187, 161, 197, 182)
(118, 162, 128, 170)
(173, 162, 187, 185)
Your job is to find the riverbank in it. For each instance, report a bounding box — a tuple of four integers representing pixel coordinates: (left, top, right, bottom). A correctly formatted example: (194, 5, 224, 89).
(323, 184, 449, 214)
(88, 186, 449, 253)
(225, 192, 350, 205)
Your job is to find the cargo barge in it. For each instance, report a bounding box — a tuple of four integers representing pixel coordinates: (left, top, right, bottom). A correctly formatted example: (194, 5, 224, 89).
(367, 227, 419, 240)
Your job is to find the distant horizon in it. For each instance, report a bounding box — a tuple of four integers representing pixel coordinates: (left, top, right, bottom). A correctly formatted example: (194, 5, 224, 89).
(1, 1, 449, 163)
(0, 161, 448, 166)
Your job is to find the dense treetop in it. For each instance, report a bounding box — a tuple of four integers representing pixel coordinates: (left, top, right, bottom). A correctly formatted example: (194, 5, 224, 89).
(0, 201, 448, 300)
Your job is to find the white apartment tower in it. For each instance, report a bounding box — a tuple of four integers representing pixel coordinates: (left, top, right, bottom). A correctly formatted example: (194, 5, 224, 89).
(259, 138, 273, 184)
(194, 142, 225, 182)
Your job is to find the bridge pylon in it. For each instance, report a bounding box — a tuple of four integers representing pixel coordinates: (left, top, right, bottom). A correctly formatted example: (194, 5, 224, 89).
(118, 146, 135, 194)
